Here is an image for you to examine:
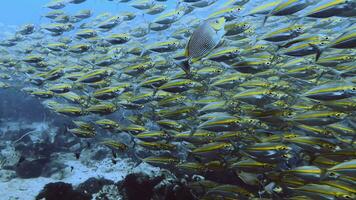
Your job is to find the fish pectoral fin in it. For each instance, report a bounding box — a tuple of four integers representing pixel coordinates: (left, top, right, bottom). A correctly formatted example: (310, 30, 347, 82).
(262, 16, 268, 26)
(308, 43, 322, 61)
(139, 48, 147, 57)
(219, 62, 232, 69)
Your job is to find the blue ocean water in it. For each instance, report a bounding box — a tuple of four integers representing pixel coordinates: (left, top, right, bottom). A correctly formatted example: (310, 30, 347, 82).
(0, 0, 179, 25)
(1, 0, 117, 25)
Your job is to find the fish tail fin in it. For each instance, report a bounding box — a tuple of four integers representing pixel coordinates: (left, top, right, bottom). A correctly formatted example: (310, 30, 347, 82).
(63, 124, 69, 135)
(189, 126, 197, 136)
(228, 139, 241, 153)
(315, 69, 327, 84)
(188, 151, 203, 163)
(174, 59, 190, 75)
(152, 86, 159, 97)
(132, 151, 143, 167)
(249, 35, 259, 46)
(276, 44, 284, 51)
(288, 15, 302, 25)
(147, 106, 157, 121)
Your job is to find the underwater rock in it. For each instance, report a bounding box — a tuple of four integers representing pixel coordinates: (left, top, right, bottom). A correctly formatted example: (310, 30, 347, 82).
(41, 161, 68, 178)
(152, 170, 194, 200)
(53, 125, 80, 149)
(5, 128, 34, 142)
(91, 148, 111, 161)
(0, 90, 49, 122)
(15, 158, 50, 179)
(15, 140, 56, 159)
(36, 182, 91, 200)
(118, 171, 194, 200)
(77, 177, 114, 196)
(0, 169, 16, 182)
(0, 144, 20, 166)
(92, 184, 123, 200)
(119, 172, 164, 200)
(80, 146, 110, 162)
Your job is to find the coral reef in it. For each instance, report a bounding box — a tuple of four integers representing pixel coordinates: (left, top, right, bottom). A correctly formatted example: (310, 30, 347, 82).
(35, 182, 91, 200)
(77, 177, 114, 196)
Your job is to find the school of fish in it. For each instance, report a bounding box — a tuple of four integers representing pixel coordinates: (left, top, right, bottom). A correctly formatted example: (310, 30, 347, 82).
(0, 0, 355, 199)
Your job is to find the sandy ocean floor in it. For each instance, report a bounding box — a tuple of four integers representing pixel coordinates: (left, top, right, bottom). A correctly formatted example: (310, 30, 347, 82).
(0, 120, 160, 200)
(0, 154, 159, 200)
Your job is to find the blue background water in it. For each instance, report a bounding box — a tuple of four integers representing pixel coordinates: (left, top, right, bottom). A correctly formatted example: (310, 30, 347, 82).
(0, 0, 179, 25)
(0, 0, 122, 25)
(0, 0, 184, 39)
(0, 0, 49, 25)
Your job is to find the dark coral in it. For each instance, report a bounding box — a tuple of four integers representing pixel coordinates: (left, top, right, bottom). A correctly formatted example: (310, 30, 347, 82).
(35, 182, 91, 200)
(77, 177, 114, 196)
(118, 172, 195, 200)
(15, 158, 50, 178)
(119, 173, 164, 200)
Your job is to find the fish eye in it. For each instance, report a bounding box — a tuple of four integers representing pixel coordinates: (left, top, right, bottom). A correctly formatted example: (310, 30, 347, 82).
(328, 172, 336, 177)
(273, 186, 282, 193)
(281, 154, 289, 158)
(280, 146, 288, 150)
